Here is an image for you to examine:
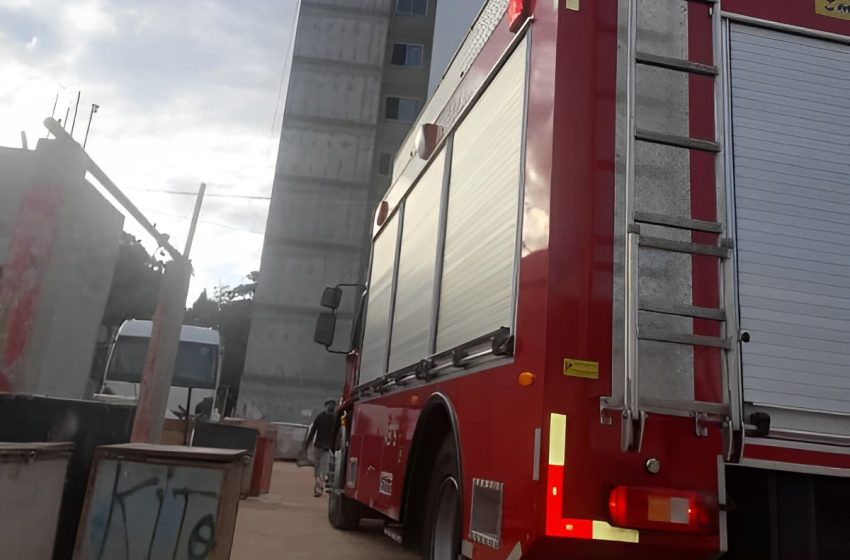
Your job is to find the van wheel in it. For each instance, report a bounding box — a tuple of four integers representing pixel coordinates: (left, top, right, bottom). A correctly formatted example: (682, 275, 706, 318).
(423, 437, 461, 560)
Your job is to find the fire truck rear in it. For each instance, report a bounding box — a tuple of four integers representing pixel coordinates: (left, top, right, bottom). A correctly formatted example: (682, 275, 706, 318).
(313, 1, 850, 558)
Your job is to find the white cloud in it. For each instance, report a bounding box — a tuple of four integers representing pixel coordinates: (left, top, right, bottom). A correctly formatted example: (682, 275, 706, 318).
(0, 0, 299, 303)
(64, 1, 117, 35)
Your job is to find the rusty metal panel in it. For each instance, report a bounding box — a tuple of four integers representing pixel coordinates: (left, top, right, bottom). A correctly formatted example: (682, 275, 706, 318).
(0, 442, 72, 559)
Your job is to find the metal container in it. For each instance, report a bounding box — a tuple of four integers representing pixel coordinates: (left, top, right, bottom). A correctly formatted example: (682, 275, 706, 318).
(192, 421, 257, 498)
(0, 394, 136, 559)
(74, 443, 246, 560)
(0, 442, 73, 559)
(272, 422, 309, 460)
(219, 418, 276, 495)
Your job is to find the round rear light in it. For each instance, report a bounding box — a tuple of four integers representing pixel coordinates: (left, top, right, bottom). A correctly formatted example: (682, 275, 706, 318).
(376, 200, 390, 227)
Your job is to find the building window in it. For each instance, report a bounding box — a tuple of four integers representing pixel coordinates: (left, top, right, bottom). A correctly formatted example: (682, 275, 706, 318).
(378, 153, 393, 176)
(396, 0, 427, 16)
(385, 97, 422, 122)
(391, 43, 424, 67)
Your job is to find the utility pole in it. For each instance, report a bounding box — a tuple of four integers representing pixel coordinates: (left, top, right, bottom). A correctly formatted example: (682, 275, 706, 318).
(70, 91, 81, 137)
(47, 92, 59, 138)
(130, 184, 207, 444)
(83, 104, 99, 149)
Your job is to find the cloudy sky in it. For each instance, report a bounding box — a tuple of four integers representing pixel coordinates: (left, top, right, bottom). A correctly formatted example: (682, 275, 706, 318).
(0, 0, 299, 303)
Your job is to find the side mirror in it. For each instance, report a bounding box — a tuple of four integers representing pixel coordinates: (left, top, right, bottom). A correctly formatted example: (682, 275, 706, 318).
(314, 312, 337, 347)
(321, 287, 343, 310)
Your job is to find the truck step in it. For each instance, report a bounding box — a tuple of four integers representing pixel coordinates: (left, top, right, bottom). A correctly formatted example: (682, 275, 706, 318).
(383, 523, 404, 545)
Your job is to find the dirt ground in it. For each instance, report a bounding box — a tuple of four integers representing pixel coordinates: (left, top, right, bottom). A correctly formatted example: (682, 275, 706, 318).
(231, 461, 418, 560)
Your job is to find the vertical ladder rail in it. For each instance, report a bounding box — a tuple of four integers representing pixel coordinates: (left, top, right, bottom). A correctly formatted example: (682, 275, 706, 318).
(714, 6, 744, 461)
(622, 0, 643, 453)
(607, 0, 736, 454)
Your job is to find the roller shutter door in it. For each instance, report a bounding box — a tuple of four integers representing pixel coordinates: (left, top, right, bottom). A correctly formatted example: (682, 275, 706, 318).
(730, 24, 850, 417)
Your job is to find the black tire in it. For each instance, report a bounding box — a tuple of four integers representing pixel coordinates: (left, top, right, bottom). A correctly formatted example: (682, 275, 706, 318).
(328, 488, 361, 530)
(423, 436, 461, 560)
(328, 424, 361, 530)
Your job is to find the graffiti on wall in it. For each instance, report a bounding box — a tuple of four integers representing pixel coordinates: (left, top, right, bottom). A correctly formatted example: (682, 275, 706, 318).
(77, 459, 223, 560)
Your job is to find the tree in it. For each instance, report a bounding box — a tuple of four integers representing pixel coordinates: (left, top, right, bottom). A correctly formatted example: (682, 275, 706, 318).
(102, 233, 164, 330)
(89, 233, 164, 387)
(185, 272, 258, 415)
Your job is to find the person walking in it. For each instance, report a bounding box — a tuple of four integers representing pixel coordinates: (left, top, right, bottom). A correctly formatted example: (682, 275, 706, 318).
(304, 398, 336, 497)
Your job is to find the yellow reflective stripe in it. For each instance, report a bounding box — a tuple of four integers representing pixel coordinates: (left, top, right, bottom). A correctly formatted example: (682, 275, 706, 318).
(592, 521, 640, 543)
(548, 413, 566, 467)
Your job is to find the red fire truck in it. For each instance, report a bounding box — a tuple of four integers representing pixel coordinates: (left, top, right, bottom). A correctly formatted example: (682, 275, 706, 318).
(314, 1, 850, 558)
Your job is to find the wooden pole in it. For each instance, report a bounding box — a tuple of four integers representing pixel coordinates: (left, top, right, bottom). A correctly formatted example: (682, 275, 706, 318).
(130, 185, 206, 443)
(130, 257, 192, 443)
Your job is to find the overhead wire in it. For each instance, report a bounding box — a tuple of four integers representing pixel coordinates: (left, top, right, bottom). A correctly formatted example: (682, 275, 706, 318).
(126, 187, 271, 200)
(139, 206, 265, 235)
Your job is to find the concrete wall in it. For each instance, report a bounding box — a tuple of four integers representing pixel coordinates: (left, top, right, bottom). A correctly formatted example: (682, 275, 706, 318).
(0, 140, 124, 399)
(240, 0, 437, 422)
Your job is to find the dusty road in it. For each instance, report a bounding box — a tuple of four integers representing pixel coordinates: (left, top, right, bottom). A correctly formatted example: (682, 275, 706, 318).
(232, 461, 418, 560)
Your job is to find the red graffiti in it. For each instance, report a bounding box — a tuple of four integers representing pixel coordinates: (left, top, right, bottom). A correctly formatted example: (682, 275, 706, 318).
(0, 182, 63, 392)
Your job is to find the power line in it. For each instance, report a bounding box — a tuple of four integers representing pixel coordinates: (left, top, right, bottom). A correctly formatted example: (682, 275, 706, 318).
(139, 207, 265, 235)
(128, 187, 270, 201)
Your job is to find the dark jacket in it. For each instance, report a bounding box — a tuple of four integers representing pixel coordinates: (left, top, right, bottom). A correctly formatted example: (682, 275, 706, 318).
(306, 411, 335, 450)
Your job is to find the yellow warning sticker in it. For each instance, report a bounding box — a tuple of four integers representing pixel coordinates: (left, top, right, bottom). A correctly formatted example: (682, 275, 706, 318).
(816, 0, 850, 20)
(566, 0, 580, 11)
(563, 358, 599, 379)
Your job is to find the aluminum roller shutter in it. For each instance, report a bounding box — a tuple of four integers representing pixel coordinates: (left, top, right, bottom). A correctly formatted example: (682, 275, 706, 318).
(388, 150, 445, 372)
(359, 214, 399, 385)
(436, 38, 526, 353)
(729, 24, 850, 416)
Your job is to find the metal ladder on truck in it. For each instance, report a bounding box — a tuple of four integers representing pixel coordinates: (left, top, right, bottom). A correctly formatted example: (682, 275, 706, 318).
(602, 0, 744, 458)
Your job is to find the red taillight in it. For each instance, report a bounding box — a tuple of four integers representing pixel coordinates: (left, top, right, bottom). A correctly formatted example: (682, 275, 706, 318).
(508, 0, 532, 32)
(608, 486, 717, 533)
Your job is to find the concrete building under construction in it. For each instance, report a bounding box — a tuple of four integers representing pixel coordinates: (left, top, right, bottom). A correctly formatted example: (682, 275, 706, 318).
(239, 0, 442, 422)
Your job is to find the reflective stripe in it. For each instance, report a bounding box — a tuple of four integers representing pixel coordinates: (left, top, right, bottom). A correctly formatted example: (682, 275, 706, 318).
(592, 521, 640, 544)
(548, 413, 566, 466)
(545, 412, 639, 544)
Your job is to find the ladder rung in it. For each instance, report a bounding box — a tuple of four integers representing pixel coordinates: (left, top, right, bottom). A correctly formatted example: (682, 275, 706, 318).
(640, 397, 729, 418)
(634, 211, 723, 234)
(636, 52, 718, 76)
(639, 301, 726, 321)
(639, 235, 731, 258)
(639, 330, 732, 349)
(636, 129, 721, 153)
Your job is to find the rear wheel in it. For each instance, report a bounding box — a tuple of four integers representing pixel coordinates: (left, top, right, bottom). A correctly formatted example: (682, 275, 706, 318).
(328, 488, 361, 530)
(423, 437, 461, 560)
(328, 423, 361, 530)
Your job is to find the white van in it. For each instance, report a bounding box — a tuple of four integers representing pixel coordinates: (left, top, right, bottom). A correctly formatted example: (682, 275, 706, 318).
(97, 319, 221, 419)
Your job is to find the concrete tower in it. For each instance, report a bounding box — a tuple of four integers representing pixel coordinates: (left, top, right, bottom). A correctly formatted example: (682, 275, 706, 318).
(240, 0, 439, 422)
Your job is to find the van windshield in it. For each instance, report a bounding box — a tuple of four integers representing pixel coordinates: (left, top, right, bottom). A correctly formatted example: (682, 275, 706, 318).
(106, 336, 217, 389)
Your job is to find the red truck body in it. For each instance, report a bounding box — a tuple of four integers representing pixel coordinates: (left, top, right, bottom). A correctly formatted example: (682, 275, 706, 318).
(326, 2, 850, 559)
